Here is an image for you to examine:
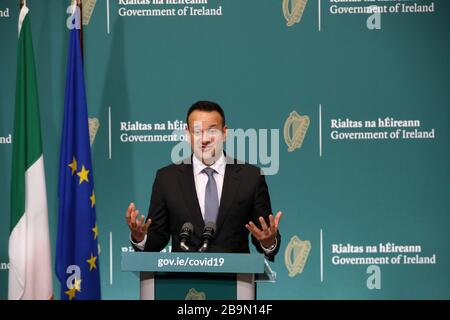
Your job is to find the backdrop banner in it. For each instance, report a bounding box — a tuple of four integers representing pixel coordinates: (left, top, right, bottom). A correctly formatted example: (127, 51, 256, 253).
(0, 0, 449, 299)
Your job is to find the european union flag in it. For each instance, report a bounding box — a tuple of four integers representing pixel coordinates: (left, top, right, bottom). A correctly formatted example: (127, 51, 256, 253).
(55, 27, 101, 300)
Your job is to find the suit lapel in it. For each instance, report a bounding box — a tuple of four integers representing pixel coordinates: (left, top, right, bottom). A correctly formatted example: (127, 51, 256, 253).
(216, 162, 241, 233)
(177, 162, 205, 230)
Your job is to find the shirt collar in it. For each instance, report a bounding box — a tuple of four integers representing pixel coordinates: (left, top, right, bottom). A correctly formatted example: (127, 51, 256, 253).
(193, 153, 226, 176)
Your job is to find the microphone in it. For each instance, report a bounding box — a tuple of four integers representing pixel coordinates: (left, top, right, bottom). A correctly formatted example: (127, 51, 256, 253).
(179, 222, 194, 252)
(198, 222, 216, 253)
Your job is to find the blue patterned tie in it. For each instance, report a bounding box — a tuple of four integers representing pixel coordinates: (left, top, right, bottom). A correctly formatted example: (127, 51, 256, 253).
(202, 167, 219, 223)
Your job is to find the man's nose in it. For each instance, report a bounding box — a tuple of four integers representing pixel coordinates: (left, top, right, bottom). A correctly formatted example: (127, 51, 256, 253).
(202, 132, 212, 143)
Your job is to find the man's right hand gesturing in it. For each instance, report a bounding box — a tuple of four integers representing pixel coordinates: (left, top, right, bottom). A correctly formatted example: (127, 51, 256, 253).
(125, 202, 152, 243)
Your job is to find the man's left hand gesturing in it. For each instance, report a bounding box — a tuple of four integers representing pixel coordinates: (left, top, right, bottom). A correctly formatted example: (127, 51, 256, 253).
(245, 211, 282, 249)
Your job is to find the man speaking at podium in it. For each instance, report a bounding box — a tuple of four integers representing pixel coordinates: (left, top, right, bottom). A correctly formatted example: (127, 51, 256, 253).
(125, 101, 282, 261)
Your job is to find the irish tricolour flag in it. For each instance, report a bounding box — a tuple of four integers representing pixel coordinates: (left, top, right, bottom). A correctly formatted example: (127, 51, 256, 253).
(8, 3, 53, 300)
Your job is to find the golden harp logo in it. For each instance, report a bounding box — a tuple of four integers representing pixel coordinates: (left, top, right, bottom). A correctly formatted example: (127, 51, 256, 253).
(285, 235, 311, 277)
(88, 117, 100, 146)
(82, 0, 97, 25)
(283, 0, 308, 27)
(185, 288, 206, 300)
(284, 111, 310, 152)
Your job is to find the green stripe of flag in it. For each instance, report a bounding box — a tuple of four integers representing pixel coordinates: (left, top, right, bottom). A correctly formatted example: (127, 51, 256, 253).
(10, 13, 43, 232)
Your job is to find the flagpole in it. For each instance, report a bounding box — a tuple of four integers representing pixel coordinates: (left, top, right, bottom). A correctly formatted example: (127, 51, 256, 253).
(77, 0, 84, 61)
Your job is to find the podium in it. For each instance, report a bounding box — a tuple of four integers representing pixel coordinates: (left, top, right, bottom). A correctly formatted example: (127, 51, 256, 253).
(121, 252, 276, 300)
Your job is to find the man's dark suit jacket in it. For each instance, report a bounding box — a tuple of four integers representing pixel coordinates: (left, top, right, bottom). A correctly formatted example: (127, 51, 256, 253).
(133, 157, 281, 261)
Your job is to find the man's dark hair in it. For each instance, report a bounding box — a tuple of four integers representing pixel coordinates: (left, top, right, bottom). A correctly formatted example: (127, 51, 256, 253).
(187, 101, 226, 127)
